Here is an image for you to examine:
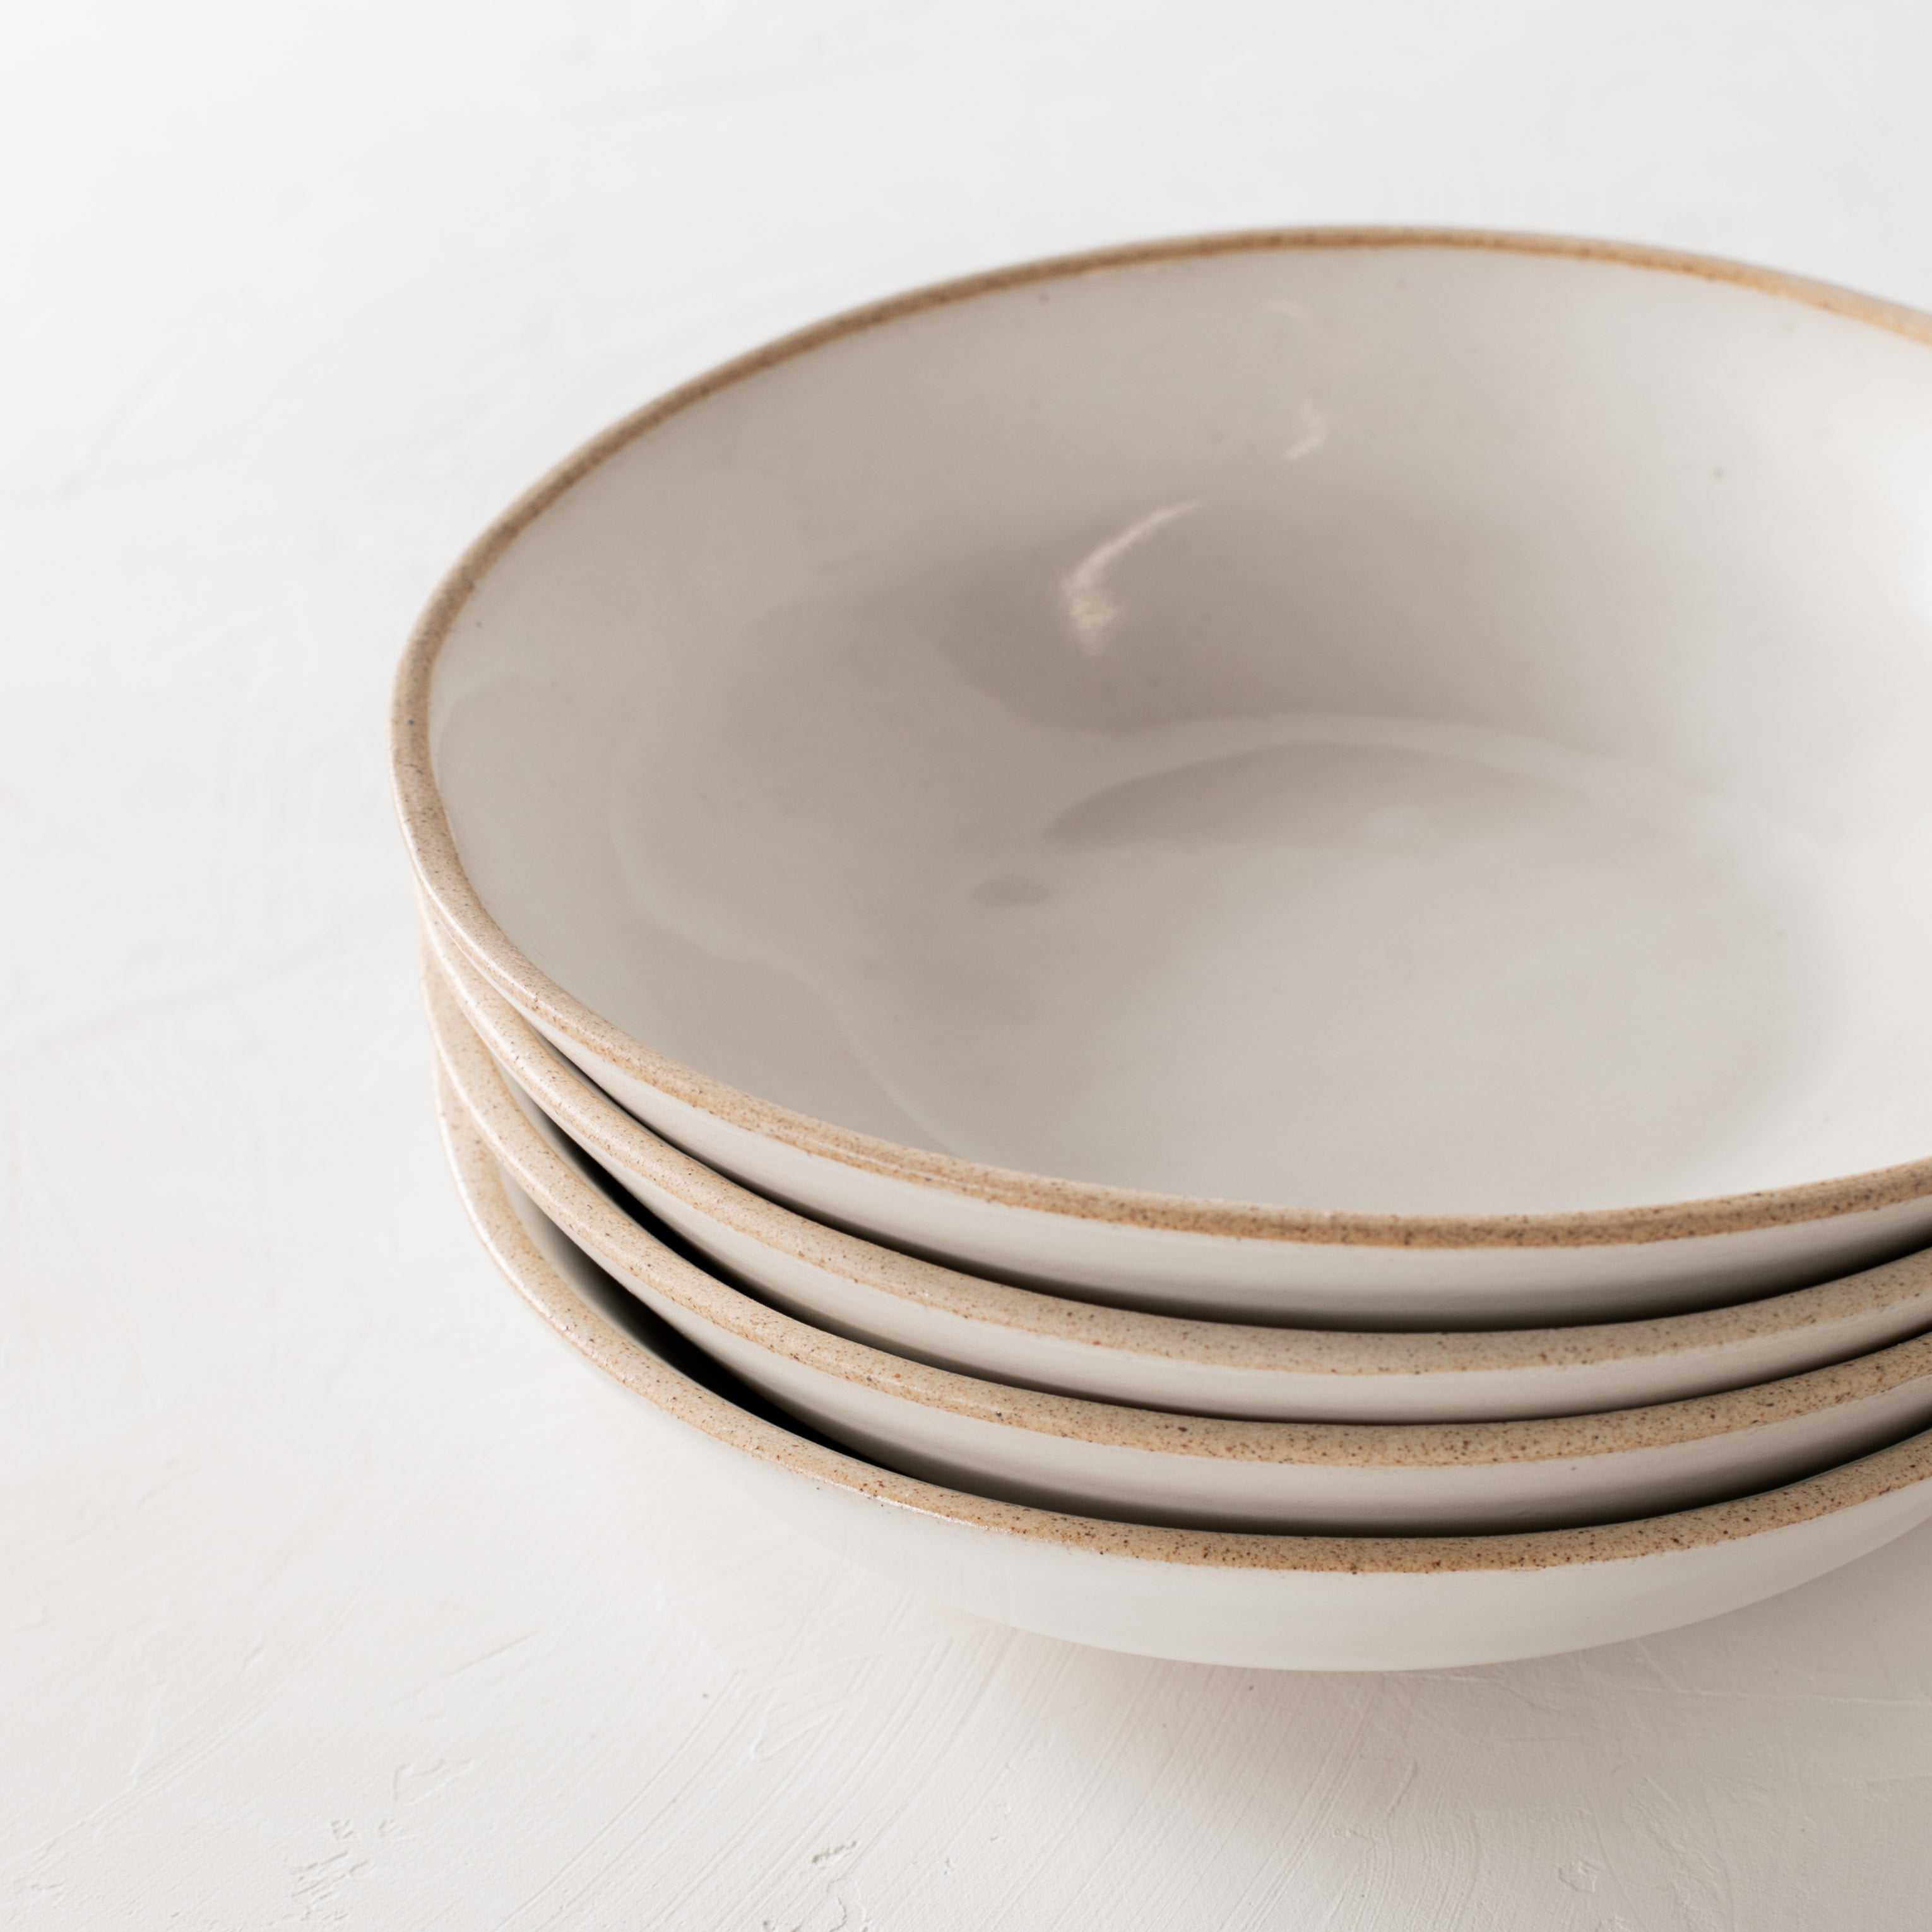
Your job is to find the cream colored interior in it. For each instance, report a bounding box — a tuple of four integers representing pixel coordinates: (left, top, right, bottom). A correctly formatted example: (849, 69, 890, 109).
(432, 243, 1932, 1214)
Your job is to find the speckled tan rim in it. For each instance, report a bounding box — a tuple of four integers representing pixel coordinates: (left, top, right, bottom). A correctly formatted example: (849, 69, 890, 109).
(429, 954, 1932, 1474)
(436, 1062, 1932, 1576)
(393, 225, 1932, 1252)
(423, 906, 1932, 1382)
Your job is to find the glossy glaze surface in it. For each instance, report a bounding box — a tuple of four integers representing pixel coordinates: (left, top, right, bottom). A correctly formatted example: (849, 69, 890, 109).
(428, 917, 1932, 1421)
(398, 232, 1932, 1315)
(436, 1070, 1932, 1669)
(432, 977, 1932, 1534)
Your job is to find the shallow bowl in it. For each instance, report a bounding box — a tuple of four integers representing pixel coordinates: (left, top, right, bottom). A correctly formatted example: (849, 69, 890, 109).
(398, 230, 1932, 1321)
(432, 976, 1932, 1535)
(428, 918, 1932, 1422)
(437, 1081, 1932, 1671)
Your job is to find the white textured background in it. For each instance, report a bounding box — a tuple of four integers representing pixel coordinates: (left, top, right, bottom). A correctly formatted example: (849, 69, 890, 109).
(9, 3, 1932, 1925)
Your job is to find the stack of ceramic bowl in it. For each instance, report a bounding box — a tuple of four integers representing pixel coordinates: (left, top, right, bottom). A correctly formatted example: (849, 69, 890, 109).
(394, 229, 1932, 1671)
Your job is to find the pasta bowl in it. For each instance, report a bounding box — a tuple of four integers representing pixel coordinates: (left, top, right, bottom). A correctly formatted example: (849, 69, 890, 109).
(398, 229, 1932, 1321)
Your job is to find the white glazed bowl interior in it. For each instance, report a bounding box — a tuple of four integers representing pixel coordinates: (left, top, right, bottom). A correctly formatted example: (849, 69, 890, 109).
(427, 236, 1932, 1218)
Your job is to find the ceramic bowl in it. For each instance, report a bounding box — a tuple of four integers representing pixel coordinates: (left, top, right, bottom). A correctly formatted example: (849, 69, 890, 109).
(396, 229, 1932, 1324)
(427, 916, 1932, 1423)
(437, 1078, 1932, 1670)
(431, 974, 1932, 1535)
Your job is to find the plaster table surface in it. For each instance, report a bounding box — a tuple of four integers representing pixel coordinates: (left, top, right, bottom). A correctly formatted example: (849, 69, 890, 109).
(7, 3, 1932, 1926)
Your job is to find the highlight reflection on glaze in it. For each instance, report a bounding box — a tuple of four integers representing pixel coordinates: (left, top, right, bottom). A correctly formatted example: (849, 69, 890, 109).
(1058, 501, 1199, 657)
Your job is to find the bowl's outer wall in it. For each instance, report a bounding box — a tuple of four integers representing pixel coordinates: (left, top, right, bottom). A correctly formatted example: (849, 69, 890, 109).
(446, 1074, 1932, 1670)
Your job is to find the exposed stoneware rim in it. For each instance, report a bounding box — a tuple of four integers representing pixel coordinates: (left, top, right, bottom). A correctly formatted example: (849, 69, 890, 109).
(428, 952, 1932, 1474)
(424, 904, 1932, 1380)
(393, 225, 1932, 1252)
(436, 1059, 1932, 1577)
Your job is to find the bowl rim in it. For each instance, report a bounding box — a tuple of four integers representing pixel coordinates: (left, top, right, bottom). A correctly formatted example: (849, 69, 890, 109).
(393, 223, 1932, 1252)
(424, 902, 1932, 1388)
(427, 949, 1932, 1476)
(436, 1055, 1932, 1577)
